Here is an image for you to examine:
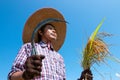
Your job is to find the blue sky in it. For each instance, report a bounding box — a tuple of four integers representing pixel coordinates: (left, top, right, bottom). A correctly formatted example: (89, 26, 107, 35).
(0, 0, 120, 80)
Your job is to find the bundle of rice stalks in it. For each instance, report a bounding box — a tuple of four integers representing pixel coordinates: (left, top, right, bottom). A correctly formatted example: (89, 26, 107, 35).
(82, 18, 110, 70)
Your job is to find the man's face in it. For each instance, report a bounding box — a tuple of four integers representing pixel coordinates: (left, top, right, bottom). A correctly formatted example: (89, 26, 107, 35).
(41, 24, 57, 42)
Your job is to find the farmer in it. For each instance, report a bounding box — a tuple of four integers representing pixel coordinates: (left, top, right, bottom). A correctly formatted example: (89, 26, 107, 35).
(8, 8, 67, 80)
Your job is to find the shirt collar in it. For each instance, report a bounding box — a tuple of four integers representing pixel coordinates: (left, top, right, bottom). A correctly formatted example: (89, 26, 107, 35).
(39, 41, 54, 51)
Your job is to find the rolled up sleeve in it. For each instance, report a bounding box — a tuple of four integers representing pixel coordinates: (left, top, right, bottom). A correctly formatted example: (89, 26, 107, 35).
(8, 43, 31, 80)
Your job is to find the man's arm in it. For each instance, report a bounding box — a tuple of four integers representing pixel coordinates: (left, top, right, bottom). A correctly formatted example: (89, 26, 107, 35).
(10, 55, 45, 80)
(10, 71, 24, 80)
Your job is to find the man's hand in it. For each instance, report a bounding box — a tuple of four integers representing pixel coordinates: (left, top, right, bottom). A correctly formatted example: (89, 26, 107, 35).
(79, 68, 93, 80)
(22, 55, 45, 80)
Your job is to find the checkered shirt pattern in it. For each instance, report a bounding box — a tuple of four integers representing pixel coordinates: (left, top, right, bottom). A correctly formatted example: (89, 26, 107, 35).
(8, 41, 66, 80)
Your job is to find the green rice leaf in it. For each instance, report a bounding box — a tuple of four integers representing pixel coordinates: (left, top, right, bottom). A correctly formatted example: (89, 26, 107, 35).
(89, 18, 105, 50)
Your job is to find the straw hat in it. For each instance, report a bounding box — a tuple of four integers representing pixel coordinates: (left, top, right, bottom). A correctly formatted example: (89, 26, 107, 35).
(22, 8, 66, 51)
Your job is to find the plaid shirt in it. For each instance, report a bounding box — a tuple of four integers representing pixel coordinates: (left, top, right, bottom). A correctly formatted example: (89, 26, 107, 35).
(8, 41, 66, 80)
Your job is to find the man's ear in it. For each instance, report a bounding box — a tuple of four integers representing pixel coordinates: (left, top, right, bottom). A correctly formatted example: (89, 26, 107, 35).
(38, 30, 43, 36)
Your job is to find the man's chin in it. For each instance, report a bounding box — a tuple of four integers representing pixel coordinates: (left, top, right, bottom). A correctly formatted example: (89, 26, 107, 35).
(49, 37, 57, 42)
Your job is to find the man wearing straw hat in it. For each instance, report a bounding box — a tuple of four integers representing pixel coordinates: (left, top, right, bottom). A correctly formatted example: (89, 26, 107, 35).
(8, 8, 67, 80)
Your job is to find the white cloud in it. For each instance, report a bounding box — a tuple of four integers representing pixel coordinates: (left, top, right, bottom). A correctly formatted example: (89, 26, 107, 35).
(116, 73, 120, 78)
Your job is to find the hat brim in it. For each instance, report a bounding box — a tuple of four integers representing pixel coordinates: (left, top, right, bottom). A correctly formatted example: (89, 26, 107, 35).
(22, 8, 66, 51)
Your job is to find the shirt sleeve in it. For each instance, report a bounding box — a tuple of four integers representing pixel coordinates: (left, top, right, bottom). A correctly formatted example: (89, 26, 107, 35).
(58, 54, 66, 79)
(61, 57, 66, 79)
(8, 43, 31, 80)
